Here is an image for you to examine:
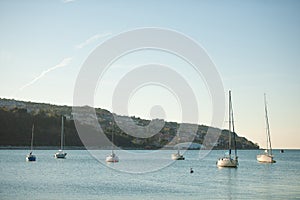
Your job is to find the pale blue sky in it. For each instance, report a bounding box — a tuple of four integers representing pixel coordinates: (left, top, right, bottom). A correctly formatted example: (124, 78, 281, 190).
(0, 0, 299, 148)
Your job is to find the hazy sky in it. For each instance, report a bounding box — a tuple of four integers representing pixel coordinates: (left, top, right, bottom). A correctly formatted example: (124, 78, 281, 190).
(0, 0, 299, 149)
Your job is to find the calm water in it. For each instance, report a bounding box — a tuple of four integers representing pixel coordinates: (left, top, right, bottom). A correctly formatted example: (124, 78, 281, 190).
(0, 149, 299, 200)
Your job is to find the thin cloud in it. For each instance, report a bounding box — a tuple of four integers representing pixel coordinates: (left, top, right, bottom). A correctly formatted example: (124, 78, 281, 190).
(62, 0, 75, 3)
(20, 57, 72, 91)
(75, 33, 111, 49)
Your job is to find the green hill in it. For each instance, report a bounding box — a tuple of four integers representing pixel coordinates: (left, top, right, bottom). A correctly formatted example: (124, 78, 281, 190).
(0, 98, 259, 149)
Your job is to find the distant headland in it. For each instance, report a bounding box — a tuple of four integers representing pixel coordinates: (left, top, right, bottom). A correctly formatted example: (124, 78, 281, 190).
(0, 98, 259, 150)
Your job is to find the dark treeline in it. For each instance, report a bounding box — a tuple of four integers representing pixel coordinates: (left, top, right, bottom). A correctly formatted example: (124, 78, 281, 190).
(0, 98, 259, 149)
(0, 107, 83, 147)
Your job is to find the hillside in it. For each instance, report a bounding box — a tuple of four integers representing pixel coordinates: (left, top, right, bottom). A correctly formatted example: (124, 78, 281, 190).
(0, 98, 259, 149)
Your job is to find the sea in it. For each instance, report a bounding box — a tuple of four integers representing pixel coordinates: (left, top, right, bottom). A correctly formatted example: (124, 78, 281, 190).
(0, 149, 299, 200)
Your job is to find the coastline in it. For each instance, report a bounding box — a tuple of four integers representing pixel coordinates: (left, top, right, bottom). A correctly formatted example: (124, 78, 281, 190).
(0, 146, 292, 150)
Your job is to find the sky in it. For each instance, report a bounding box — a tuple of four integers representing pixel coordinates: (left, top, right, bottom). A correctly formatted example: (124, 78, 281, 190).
(0, 0, 299, 149)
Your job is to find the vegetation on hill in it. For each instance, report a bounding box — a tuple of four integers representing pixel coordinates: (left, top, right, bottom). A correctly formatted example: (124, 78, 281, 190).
(0, 98, 259, 149)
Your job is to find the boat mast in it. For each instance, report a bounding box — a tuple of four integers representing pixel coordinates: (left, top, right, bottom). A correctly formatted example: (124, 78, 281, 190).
(61, 116, 64, 150)
(111, 121, 114, 154)
(228, 90, 232, 157)
(31, 124, 34, 151)
(231, 92, 237, 157)
(264, 94, 272, 155)
(177, 127, 181, 154)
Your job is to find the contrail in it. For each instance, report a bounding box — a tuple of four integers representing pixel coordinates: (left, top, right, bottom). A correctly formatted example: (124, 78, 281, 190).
(17, 32, 110, 93)
(19, 57, 72, 91)
(75, 33, 111, 49)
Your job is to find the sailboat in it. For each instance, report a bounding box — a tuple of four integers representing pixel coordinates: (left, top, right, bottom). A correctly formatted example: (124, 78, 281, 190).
(26, 124, 36, 162)
(54, 116, 67, 159)
(217, 90, 238, 168)
(171, 145, 185, 160)
(257, 94, 276, 163)
(171, 149, 185, 160)
(106, 122, 119, 162)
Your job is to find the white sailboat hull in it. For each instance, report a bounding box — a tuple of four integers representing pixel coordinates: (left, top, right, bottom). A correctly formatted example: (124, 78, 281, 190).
(54, 150, 67, 159)
(171, 153, 185, 160)
(217, 157, 238, 168)
(257, 153, 275, 163)
(106, 153, 119, 162)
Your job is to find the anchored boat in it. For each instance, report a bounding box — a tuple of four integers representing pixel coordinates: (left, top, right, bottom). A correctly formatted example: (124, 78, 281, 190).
(217, 90, 238, 168)
(26, 124, 36, 162)
(54, 116, 67, 159)
(257, 94, 276, 163)
(106, 122, 119, 163)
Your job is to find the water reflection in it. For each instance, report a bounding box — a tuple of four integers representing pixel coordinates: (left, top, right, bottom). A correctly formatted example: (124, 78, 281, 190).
(217, 167, 238, 199)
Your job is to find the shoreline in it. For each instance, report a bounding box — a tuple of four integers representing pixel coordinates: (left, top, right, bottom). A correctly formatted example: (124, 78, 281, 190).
(0, 146, 291, 150)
